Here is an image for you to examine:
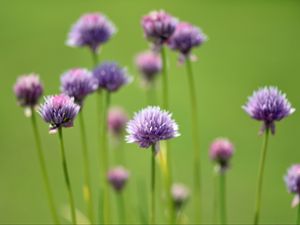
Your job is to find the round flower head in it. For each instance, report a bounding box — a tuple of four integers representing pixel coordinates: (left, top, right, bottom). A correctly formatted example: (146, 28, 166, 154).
(135, 51, 162, 83)
(38, 94, 80, 134)
(13, 74, 43, 110)
(108, 107, 128, 137)
(243, 86, 295, 135)
(168, 22, 207, 62)
(172, 183, 189, 210)
(284, 165, 300, 207)
(107, 166, 129, 192)
(126, 106, 180, 148)
(210, 138, 234, 172)
(93, 62, 131, 92)
(141, 10, 178, 47)
(60, 68, 98, 106)
(67, 13, 116, 52)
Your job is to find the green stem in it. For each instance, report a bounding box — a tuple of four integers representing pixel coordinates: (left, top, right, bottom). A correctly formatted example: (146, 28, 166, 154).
(150, 145, 156, 224)
(212, 171, 218, 224)
(254, 128, 270, 225)
(118, 193, 126, 224)
(220, 173, 227, 225)
(58, 128, 77, 225)
(30, 111, 60, 224)
(78, 111, 94, 224)
(186, 57, 202, 223)
(161, 46, 169, 110)
(297, 203, 300, 225)
(102, 92, 111, 224)
(91, 50, 99, 68)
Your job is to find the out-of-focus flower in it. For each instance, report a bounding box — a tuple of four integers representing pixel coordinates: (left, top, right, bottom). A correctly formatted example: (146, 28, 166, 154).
(243, 86, 295, 135)
(107, 166, 129, 192)
(172, 183, 189, 210)
(284, 164, 300, 207)
(108, 106, 128, 137)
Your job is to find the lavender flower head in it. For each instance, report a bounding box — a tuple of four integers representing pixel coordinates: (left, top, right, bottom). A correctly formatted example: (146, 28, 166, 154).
(93, 62, 131, 92)
(168, 22, 207, 62)
(141, 10, 178, 47)
(108, 107, 128, 137)
(67, 13, 116, 52)
(135, 51, 162, 83)
(284, 165, 300, 207)
(210, 138, 234, 173)
(38, 94, 80, 134)
(107, 166, 129, 192)
(172, 183, 189, 210)
(60, 68, 98, 106)
(13, 74, 43, 114)
(243, 86, 295, 135)
(126, 106, 180, 149)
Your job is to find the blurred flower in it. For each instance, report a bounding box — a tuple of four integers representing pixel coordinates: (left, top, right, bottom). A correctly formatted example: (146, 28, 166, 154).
(126, 106, 180, 149)
(243, 86, 295, 135)
(172, 183, 189, 210)
(60, 68, 97, 106)
(210, 138, 234, 173)
(168, 22, 207, 63)
(93, 62, 131, 92)
(66, 13, 116, 52)
(107, 166, 129, 192)
(13, 74, 43, 114)
(284, 164, 300, 207)
(38, 94, 80, 134)
(108, 106, 128, 138)
(135, 51, 162, 83)
(141, 10, 178, 47)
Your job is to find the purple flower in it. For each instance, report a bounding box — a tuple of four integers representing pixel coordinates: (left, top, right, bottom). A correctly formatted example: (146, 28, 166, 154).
(108, 107, 128, 137)
(243, 86, 295, 134)
(210, 138, 234, 172)
(93, 62, 131, 92)
(135, 51, 162, 83)
(13, 74, 43, 109)
(141, 10, 178, 47)
(168, 22, 207, 62)
(66, 13, 116, 52)
(172, 183, 189, 210)
(38, 94, 80, 133)
(126, 106, 180, 148)
(107, 166, 129, 192)
(60, 68, 98, 106)
(284, 165, 300, 207)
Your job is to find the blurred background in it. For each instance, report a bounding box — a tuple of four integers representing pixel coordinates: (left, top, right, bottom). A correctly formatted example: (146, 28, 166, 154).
(1, 0, 300, 224)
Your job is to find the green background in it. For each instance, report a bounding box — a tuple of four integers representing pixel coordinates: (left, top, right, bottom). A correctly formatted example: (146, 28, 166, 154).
(1, 0, 300, 224)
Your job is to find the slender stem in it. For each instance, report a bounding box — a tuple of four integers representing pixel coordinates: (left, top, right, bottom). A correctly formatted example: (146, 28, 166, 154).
(78, 111, 94, 224)
(212, 171, 218, 224)
(161, 46, 175, 224)
(150, 145, 156, 224)
(58, 128, 77, 225)
(220, 173, 227, 225)
(297, 203, 300, 225)
(186, 57, 202, 223)
(118, 193, 126, 224)
(102, 92, 111, 224)
(30, 111, 60, 224)
(254, 128, 270, 225)
(91, 50, 99, 68)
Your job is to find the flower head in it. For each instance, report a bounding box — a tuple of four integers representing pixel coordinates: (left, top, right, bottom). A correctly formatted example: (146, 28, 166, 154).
(126, 106, 180, 148)
(172, 183, 189, 210)
(60, 68, 98, 106)
(243, 86, 295, 134)
(93, 62, 131, 92)
(108, 107, 128, 137)
(13, 74, 43, 109)
(38, 94, 80, 133)
(67, 13, 116, 52)
(135, 51, 162, 83)
(210, 138, 234, 172)
(284, 165, 300, 207)
(168, 22, 207, 62)
(141, 10, 178, 47)
(107, 166, 129, 192)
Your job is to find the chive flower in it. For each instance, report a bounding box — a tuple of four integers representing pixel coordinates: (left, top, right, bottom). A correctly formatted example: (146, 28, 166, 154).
(38, 94, 80, 133)
(243, 86, 295, 134)
(210, 138, 234, 173)
(93, 62, 131, 92)
(66, 13, 116, 52)
(172, 183, 189, 210)
(126, 106, 180, 149)
(108, 106, 128, 138)
(107, 166, 129, 192)
(285, 165, 300, 207)
(60, 68, 97, 106)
